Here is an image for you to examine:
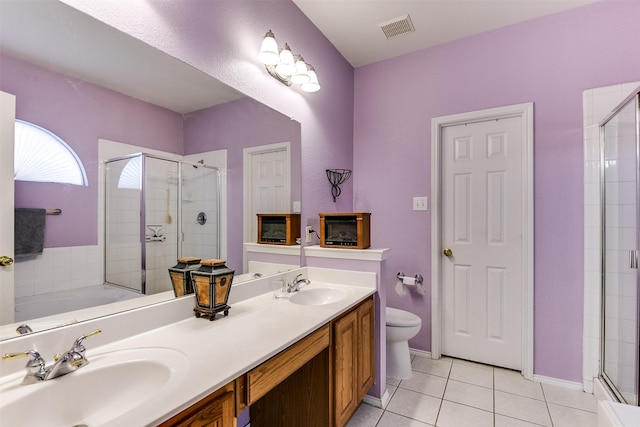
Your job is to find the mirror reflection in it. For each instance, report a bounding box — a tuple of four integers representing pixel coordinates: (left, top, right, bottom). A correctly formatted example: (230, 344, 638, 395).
(0, 1, 301, 340)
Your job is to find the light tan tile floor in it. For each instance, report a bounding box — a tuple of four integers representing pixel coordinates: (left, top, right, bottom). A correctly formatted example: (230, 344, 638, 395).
(347, 355, 598, 427)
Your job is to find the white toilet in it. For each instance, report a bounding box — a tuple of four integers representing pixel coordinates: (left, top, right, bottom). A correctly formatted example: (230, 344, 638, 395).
(385, 307, 422, 379)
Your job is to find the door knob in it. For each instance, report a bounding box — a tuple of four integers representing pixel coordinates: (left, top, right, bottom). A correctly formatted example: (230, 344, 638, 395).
(443, 248, 453, 257)
(0, 256, 14, 267)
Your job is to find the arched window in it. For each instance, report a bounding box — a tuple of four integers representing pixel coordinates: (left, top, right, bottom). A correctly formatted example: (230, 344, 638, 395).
(118, 155, 142, 190)
(14, 120, 88, 186)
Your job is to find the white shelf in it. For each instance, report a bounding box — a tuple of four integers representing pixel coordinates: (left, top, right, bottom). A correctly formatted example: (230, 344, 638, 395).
(244, 242, 301, 256)
(304, 245, 390, 261)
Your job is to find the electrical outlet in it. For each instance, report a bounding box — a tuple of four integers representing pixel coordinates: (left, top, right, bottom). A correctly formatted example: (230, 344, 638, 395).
(413, 196, 428, 211)
(305, 226, 313, 243)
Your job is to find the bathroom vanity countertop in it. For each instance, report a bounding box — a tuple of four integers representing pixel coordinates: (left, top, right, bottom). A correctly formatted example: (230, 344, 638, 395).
(88, 281, 375, 426)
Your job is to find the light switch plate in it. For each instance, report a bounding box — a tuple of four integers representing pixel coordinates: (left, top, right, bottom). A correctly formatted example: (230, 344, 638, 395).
(293, 201, 301, 213)
(413, 196, 428, 211)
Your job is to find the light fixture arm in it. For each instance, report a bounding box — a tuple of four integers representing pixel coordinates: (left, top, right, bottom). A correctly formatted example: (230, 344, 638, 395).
(265, 64, 293, 86)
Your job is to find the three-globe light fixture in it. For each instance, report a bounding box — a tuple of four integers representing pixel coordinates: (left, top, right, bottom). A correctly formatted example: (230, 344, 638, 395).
(258, 30, 320, 93)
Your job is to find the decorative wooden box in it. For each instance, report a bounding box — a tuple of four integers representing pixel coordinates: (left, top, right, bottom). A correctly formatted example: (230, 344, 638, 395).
(190, 259, 235, 320)
(319, 212, 371, 249)
(257, 213, 301, 245)
(168, 257, 201, 297)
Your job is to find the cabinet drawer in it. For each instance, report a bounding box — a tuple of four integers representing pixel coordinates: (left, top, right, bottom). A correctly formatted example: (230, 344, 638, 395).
(246, 324, 330, 405)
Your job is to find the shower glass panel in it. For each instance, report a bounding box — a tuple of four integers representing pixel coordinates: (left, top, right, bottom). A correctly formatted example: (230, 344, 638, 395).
(601, 91, 640, 405)
(104, 154, 220, 296)
(181, 163, 221, 260)
(104, 156, 143, 293)
(143, 156, 179, 295)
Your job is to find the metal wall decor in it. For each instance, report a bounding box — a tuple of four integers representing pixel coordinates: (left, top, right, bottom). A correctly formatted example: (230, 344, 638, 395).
(326, 169, 352, 202)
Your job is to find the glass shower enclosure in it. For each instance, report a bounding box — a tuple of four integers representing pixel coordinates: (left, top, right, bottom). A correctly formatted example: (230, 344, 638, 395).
(104, 153, 220, 295)
(601, 89, 640, 405)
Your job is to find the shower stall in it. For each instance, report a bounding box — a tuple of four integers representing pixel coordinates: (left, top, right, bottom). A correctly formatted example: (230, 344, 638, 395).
(104, 153, 221, 295)
(600, 88, 640, 405)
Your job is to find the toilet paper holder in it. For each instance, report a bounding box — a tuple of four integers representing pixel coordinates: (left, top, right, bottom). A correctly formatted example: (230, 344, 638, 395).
(396, 272, 423, 285)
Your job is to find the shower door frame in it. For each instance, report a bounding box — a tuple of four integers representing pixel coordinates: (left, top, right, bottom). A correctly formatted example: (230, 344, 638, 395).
(599, 89, 640, 405)
(104, 153, 221, 295)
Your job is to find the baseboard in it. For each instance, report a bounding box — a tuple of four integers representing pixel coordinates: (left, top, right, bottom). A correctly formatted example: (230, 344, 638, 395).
(533, 374, 584, 391)
(409, 348, 432, 359)
(364, 388, 390, 409)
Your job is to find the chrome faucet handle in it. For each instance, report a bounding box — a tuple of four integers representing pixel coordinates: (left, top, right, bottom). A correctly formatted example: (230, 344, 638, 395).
(294, 274, 310, 285)
(2, 350, 47, 383)
(289, 274, 310, 292)
(71, 329, 102, 355)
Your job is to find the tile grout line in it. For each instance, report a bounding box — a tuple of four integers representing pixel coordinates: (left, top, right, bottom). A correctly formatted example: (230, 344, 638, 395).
(491, 373, 502, 425)
(540, 384, 555, 427)
(378, 357, 596, 427)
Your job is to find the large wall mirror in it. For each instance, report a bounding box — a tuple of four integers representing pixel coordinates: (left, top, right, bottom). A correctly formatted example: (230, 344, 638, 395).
(0, 1, 301, 340)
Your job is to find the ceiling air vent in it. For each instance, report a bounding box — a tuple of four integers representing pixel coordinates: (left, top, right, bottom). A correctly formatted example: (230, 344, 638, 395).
(378, 14, 415, 40)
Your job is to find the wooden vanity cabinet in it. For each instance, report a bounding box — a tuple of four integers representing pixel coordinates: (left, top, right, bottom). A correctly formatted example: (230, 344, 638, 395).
(333, 297, 375, 427)
(158, 381, 235, 427)
(158, 296, 374, 427)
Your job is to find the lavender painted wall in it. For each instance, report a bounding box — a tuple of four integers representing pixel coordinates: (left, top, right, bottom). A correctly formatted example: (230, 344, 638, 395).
(183, 97, 302, 271)
(63, 0, 356, 235)
(0, 53, 183, 247)
(353, 0, 640, 382)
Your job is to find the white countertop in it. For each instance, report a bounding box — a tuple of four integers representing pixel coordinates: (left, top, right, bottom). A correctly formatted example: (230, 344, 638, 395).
(0, 268, 376, 427)
(109, 282, 374, 426)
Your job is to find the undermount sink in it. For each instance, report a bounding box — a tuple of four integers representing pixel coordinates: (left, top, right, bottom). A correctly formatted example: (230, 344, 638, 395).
(0, 347, 189, 427)
(289, 287, 348, 306)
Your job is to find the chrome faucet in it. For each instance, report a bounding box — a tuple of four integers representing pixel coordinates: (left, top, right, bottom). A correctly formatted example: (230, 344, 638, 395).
(287, 274, 311, 293)
(1, 350, 47, 384)
(2, 329, 102, 385)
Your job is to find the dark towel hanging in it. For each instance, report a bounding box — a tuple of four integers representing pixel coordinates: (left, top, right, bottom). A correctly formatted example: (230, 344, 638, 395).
(15, 208, 46, 258)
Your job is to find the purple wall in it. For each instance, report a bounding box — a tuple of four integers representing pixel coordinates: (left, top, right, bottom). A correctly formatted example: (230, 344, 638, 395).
(183, 97, 302, 271)
(64, 0, 356, 235)
(1, 54, 183, 247)
(353, 0, 640, 382)
(51, 0, 639, 385)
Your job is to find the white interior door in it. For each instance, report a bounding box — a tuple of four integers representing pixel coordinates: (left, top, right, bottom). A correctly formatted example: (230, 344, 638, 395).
(242, 142, 291, 272)
(248, 148, 289, 242)
(440, 116, 523, 370)
(0, 91, 16, 325)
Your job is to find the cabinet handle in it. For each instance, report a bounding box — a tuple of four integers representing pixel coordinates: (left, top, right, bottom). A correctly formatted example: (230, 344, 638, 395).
(0, 256, 13, 267)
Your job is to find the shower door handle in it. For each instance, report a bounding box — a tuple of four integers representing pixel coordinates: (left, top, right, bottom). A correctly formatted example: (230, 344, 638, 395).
(0, 256, 13, 267)
(630, 250, 639, 269)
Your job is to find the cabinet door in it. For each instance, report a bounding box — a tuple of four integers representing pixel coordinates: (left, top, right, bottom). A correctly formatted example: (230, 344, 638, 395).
(333, 309, 358, 427)
(159, 382, 234, 427)
(357, 297, 375, 400)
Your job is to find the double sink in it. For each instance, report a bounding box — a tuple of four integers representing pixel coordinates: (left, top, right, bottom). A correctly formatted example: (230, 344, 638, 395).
(0, 282, 351, 426)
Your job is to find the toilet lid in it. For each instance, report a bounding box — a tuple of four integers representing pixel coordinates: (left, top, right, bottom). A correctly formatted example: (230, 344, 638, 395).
(386, 307, 422, 327)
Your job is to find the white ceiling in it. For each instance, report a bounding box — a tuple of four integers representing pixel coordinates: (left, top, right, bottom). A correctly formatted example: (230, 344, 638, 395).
(292, 0, 600, 67)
